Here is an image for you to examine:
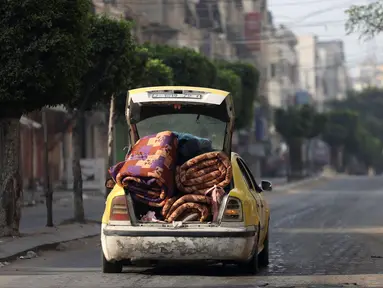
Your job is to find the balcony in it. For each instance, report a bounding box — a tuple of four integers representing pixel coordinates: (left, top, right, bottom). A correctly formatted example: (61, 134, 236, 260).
(227, 24, 254, 59)
(128, 0, 185, 34)
(196, 0, 223, 32)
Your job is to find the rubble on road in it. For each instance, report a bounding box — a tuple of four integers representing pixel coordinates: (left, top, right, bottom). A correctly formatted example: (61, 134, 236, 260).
(19, 251, 38, 259)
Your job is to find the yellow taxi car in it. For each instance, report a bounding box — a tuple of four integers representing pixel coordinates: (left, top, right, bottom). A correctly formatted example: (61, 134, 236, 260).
(101, 86, 271, 274)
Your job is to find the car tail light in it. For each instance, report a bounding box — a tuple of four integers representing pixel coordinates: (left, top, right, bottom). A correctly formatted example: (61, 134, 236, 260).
(110, 196, 130, 221)
(222, 197, 243, 222)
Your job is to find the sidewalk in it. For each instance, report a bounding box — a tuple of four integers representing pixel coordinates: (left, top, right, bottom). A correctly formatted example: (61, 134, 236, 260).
(270, 167, 337, 193)
(0, 190, 105, 263)
(0, 223, 100, 262)
(22, 188, 104, 207)
(20, 192, 105, 233)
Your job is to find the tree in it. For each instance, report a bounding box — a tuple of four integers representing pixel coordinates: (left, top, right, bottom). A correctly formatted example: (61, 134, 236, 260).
(214, 69, 242, 127)
(330, 88, 383, 143)
(322, 110, 359, 171)
(216, 61, 259, 129)
(275, 105, 325, 180)
(145, 45, 260, 130)
(328, 89, 383, 172)
(67, 15, 138, 222)
(346, 1, 383, 39)
(0, 0, 91, 236)
(139, 58, 174, 87)
(145, 44, 217, 87)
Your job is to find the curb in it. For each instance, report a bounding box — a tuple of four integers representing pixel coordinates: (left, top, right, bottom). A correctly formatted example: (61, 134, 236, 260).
(22, 192, 105, 208)
(271, 174, 327, 192)
(0, 223, 101, 262)
(0, 233, 100, 263)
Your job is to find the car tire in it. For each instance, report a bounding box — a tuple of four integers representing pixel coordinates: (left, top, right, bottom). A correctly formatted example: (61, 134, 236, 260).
(238, 245, 259, 275)
(102, 251, 123, 273)
(258, 226, 269, 267)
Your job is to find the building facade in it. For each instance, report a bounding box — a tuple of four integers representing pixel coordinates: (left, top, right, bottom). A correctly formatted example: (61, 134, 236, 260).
(317, 40, 348, 101)
(267, 22, 299, 108)
(296, 34, 329, 112)
(351, 61, 383, 91)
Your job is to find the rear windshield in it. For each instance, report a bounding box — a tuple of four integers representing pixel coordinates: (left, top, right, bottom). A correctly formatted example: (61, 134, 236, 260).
(136, 114, 226, 150)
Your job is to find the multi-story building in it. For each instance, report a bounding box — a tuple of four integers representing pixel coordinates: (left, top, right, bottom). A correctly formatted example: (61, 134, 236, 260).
(296, 34, 328, 112)
(121, 0, 238, 59)
(198, 0, 238, 60)
(123, 0, 201, 50)
(317, 40, 348, 101)
(243, 0, 269, 99)
(267, 22, 299, 108)
(351, 61, 383, 91)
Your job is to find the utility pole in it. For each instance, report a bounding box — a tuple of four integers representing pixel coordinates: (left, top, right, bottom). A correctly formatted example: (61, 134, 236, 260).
(42, 108, 53, 227)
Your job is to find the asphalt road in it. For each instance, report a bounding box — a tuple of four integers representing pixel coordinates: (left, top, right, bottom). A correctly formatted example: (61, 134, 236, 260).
(2, 176, 383, 287)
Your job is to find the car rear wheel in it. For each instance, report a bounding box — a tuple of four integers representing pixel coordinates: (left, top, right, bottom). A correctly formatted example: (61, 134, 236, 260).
(238, 244, 259, 274)
(102, 251, 123, 273)
(258, 227, 269, 267)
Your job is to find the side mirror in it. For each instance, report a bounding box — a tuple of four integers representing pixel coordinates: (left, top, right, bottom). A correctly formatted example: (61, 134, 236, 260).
(105, 178, 115, 189)
(261, 180, 272, 191)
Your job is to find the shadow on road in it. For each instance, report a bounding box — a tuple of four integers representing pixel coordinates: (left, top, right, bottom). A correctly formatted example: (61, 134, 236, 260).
(133, 263, 265, 277)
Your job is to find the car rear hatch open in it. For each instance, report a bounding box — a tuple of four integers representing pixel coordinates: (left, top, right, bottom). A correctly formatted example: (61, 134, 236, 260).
(126, 86, 234, 155)
(113, 86, 236, 226)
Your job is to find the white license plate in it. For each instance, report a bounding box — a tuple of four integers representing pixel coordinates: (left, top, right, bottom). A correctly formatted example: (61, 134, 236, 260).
(150, 93, 202, 99)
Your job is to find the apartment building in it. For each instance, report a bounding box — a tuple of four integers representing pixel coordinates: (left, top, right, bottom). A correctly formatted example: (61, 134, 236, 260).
(296, 34, 328, 112)
(317, 40, 348, 101)
(267, 22, 299, 108)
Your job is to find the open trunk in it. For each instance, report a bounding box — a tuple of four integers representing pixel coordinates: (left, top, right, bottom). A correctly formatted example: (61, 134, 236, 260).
(124, 131, 234, 225)
(115, 87, 236, 225)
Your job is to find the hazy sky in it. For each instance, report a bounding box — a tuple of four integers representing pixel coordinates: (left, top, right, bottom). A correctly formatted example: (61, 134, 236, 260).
(269, 0, 383, 76)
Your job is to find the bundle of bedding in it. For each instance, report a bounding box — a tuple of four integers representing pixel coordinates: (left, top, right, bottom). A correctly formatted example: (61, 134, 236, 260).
(160, 185, 226, 222)
(175, 151, 232, 194)
(109, 131, 178, 207)
(162, 194, 211, 222)
(156, 151, 232, 223)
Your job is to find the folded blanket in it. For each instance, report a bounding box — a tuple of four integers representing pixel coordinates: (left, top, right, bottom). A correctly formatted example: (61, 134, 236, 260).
(162, 194, 211, 222)
(175, 151, 232, 194)
(109, 131, 178, 207)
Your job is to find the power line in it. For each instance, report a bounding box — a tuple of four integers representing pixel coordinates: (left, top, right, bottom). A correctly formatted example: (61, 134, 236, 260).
(269, 0, 353, 7)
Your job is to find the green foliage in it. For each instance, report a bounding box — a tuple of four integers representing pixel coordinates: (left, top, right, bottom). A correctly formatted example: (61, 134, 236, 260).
(145, 44, 217, 87)
(275, 105, 323, 141)
(114, 48, 174, 115)
(346, 1, 383, 39)
(139, 59, 174, 87)
(214, 69, 242, 126)
(275, 105, 326, 177)
(216, 61, 259, 129)
(322, 110, 359, 151)
(355, 127, 383, 167)
(67, 15, 137, 110)
(330, 88, 383, 145)
(0, 0, 92, 117)
(327, 88, 383, 170)
(140, 45, 260, 129)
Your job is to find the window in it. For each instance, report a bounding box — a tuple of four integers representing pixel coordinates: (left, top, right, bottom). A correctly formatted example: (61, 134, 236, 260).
(237, 158, 263, 193)
(136, 114, 226, 150)
(270, 63, 276, 78)
(236, 158, 255, 191)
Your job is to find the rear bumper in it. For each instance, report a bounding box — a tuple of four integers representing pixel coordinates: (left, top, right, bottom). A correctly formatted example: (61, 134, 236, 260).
(101, 224, 257, 262)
